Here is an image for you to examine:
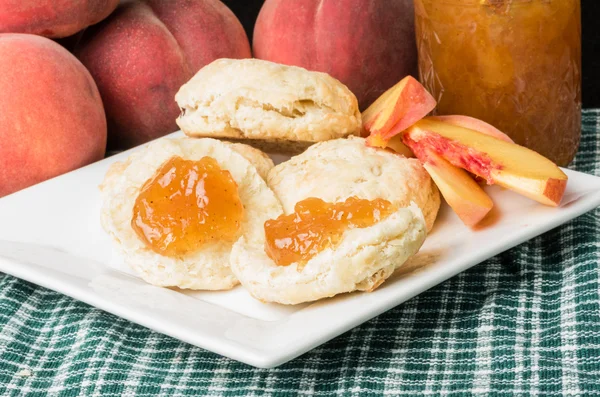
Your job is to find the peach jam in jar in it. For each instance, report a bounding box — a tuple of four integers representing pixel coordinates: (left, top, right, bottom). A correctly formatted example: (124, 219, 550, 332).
(414, 0, 581, 165)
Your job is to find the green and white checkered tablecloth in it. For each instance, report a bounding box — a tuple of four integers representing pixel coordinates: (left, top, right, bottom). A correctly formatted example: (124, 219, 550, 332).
(1, 110, 600, 396)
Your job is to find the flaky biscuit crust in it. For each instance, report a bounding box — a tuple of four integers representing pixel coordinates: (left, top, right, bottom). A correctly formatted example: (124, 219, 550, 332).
(175, 59, 362, 148)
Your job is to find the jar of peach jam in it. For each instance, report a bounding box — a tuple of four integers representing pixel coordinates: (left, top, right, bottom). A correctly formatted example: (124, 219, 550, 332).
(414, 0, 581, 166)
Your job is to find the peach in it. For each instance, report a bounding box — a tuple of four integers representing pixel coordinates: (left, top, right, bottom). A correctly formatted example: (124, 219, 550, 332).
(424, 155, 493, 227)
(404, 119, 568, 206)
(428, 115, 514, 143)
(363, 76, 436, 149)
(406, 143, 493, 227)
(0, 1, 119, 38)
(253, 0, 418, 109)
(75, 0, 251, 149)
(0, 34, 106, 198)
(386, 136, 415, 158)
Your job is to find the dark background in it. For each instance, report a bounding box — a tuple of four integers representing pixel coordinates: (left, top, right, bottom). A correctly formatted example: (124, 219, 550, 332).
(582, 1, 599, 108)
(223, 0, 599, 108)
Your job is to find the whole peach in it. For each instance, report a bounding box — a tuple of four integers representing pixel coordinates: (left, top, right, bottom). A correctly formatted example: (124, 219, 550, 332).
(253, 0, 418, 110)
(0, 34, 106, 198)
(0, 0, 119, 38)
(75, 0, 252, 150)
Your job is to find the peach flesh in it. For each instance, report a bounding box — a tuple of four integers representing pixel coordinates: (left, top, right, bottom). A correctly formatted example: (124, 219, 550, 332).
(428, 115, 514, 143)
(363, 76, 436, 148)
(404, 119, 567, 206)
(423, 151, 493, 227)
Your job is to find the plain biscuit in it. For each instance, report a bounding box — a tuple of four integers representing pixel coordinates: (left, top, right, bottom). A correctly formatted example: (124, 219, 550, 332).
(175, 58, 362, 153)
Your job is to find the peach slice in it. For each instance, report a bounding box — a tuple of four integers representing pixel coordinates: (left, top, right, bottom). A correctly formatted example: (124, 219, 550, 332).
(427, 115, 513, 186)
(407, 134, 493, 227)
(421, 151, 493, 227)
(428, 115, 514, 143)
(404, 119, 568, 206)
(386, 135, 415, 158)
(362, 76, 436, 148)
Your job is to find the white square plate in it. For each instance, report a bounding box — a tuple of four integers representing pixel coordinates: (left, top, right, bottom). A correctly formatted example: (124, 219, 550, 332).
(1, 133, 600, 368)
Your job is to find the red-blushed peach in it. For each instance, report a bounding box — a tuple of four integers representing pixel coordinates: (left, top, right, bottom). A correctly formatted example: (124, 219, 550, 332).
(253, 0, 417, 110)
(0, 34, 106, 198)
(362, 76, 436, 149)
(75, 0, 252, 150)
(404, 119, 568, 207)
(407, 144, 494, 227)
(428, 115, 514, 143)
(0, 0, 119, 38)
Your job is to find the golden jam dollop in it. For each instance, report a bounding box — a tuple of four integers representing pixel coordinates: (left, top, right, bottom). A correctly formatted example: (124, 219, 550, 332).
(264, 197, 395, 267)
(132, 156, 244, 257)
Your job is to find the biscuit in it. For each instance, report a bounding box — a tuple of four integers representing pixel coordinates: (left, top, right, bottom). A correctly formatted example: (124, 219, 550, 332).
(227, 142, 274, 180)
(100, 138, 283, 290)
(267, 136, 440, 232)
(230, 203, 427, 305)
(175, 58, 362, 153)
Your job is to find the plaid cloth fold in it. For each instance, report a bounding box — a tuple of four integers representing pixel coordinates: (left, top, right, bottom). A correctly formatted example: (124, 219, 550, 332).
(1, 110, 600, 397)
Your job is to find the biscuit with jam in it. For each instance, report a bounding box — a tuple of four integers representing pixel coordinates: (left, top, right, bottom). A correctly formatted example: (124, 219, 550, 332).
(100, 137, 282, 290)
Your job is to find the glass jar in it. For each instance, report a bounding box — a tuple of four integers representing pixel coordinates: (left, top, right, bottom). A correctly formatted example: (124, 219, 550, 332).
(414, 0, 581, 166)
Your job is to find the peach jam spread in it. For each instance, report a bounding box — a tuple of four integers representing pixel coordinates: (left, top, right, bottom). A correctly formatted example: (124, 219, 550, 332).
(132, 156, 244, 257)
(264, 197, 396, 267)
